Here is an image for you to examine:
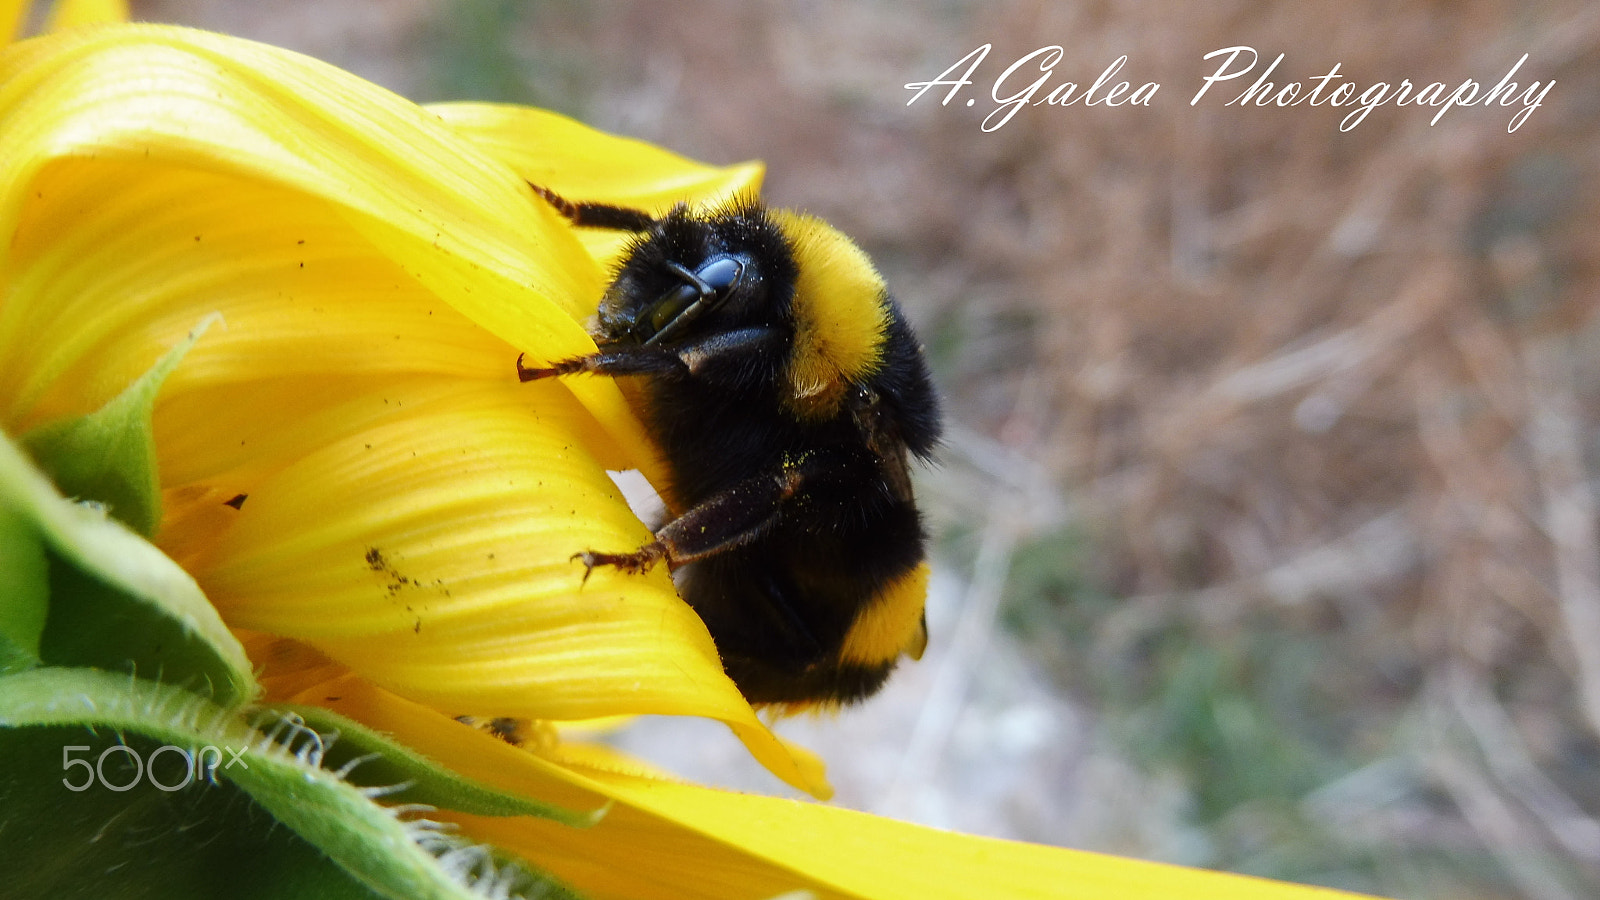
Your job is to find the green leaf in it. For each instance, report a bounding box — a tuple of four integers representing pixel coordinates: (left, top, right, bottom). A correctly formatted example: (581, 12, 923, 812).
(0, 431, 255, 705)
(0, 725, 386, 900)
(0, 504, 49, 674)
(0, 668, 583, 900)
(277, 704, 605, 824)
(20, 314, 217, 538)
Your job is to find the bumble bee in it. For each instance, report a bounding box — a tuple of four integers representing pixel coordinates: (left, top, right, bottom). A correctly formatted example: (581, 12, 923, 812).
(518, 184, 941, 708)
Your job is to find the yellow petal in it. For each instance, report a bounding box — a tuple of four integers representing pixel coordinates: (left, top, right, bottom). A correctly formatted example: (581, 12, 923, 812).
(238, 630, 351, 702)
(0, 23, 656, 474)
(1, 0, 23, 44)
(181, 379, 694, 700)
(172, 377, 825, 796)
(45, 0, 127, 31)
(309, 679, 1368, 900)
(433, 103, 765, 266)
(561, 781, 1371, 900)
(3, 161, 502, 423)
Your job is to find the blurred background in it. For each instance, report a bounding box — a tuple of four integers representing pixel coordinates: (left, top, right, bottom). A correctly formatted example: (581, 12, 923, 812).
(129, 1, 1600, 897)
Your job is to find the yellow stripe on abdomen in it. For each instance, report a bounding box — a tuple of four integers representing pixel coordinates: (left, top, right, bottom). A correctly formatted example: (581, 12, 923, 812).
(839, 562, 930, 666)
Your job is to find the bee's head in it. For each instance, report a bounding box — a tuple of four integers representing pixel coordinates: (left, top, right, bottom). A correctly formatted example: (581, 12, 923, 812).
(596, 201, 795, 347)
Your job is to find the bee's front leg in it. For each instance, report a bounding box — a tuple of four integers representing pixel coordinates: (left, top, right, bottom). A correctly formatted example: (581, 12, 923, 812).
(571, 454, 832, 583)
(516, 350, 681, 382)
(571, 543, 669, 584)
(515, 327, 785, 387)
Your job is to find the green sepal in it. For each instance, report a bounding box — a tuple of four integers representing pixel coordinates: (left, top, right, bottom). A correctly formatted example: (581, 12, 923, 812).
(0, 725, 386, 900)
(0, 503, 49, 673)
(20, 314, 217, 538)
(0, 668, 583, 900)
(276, 703, 606, 824)
(0, 431, 255, 706)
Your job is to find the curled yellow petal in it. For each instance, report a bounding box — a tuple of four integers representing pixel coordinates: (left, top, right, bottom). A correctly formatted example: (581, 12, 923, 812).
(45, 0, 127, 31)
(0, 23, 655, 469)
(434, 102, 765, 266)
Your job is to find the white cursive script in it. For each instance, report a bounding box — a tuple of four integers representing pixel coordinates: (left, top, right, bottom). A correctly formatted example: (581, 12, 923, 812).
(904, 44, 1554, 134)
(904, 44, 1158, 133)
(1191, 46, 1553, 133)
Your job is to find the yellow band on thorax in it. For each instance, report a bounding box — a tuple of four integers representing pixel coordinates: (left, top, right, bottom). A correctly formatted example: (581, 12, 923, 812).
(770, 210, 889, 419)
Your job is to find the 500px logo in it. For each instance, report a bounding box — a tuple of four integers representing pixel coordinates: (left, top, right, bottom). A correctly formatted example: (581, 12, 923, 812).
(61, 743, 249, 792)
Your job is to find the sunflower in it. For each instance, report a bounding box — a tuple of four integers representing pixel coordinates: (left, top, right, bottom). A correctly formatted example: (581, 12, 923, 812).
(0, 3, 1379, 898)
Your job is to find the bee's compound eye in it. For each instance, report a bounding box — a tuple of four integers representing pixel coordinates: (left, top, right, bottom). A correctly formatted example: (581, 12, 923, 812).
(640, 254, 752, 346)
(695, 255, 745, 293)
